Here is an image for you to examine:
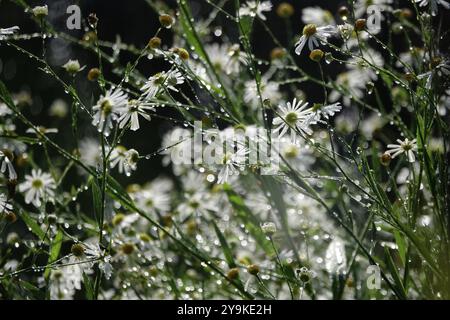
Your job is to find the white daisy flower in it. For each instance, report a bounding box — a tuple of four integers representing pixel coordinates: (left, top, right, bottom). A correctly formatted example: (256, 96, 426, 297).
(110, 146, 139, 176)
(135, 178, 173, 213)
(386, 138, 418, 163)
(295, 24, 337, 55)
(49, 269, 76, 300)
(347, 48, 384, 82)
(244, 77, 281, 109)
(0, 149, 17, 180)
(79, 138, 101, 168)
(205, 43, 230, 73)
(0, 26, 19, 40)
(117, 100, 154, 131)
(62, 59, 85, 74)
(329, 71, 366, 107)
(302, 7, 335, 26)
(19, 169, 56, 207)
(141, 70, 184, 99)
(239, 1, 273, 21)
(309, 102, 342, 124)
(415, 0, 450, 16)
(92, 88, 128, 136)
(217, 147, 249, 184)
(0, 101, 13, 116)
(273, 98, 314, 139)
(226, 44, 247, 75)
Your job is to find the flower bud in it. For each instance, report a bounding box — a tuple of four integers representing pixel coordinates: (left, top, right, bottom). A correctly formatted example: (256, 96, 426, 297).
(87, 68, 101, 81)
(82, 31, 97, 43)
(401, 8, 413, 19)
(404, 72, 416, 83)
(247, 264, 260, 275)
(176, 48, 190, 61)
(309, 49, 324, 62)
(270, 47, 286, 60)
(338, 6, 349, 20)
(159, 14, 174, 28)
(4, 212, 17, 223)
(148, 36, 162, 49)
(380, 152, 392, 166)
(227, 268, 240, 280)
(276, 3, 294, 18)
(355, 19, 366, 31)
(121, 243, 135, 255)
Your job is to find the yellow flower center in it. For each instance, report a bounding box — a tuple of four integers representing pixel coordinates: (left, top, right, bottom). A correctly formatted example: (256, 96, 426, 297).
(303, 24, 317, 37)
(285, 112, 298, 125)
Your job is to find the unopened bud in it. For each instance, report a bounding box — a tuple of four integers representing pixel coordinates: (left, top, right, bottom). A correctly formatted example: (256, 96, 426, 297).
(276, 3, 294, 18)
(380, 152, 392, 166)
(309, 49, 324, 62)
(148, 36, 162, 49)
(247, 264, 260, 276)
(355, 19, 366, 31)
(227, 268, 240, 280)
(87, 68, 101, 81)
(159, 14, 174, 28)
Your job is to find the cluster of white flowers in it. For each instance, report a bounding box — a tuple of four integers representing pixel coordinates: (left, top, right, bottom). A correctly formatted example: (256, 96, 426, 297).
(0, 0, 448, 301)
